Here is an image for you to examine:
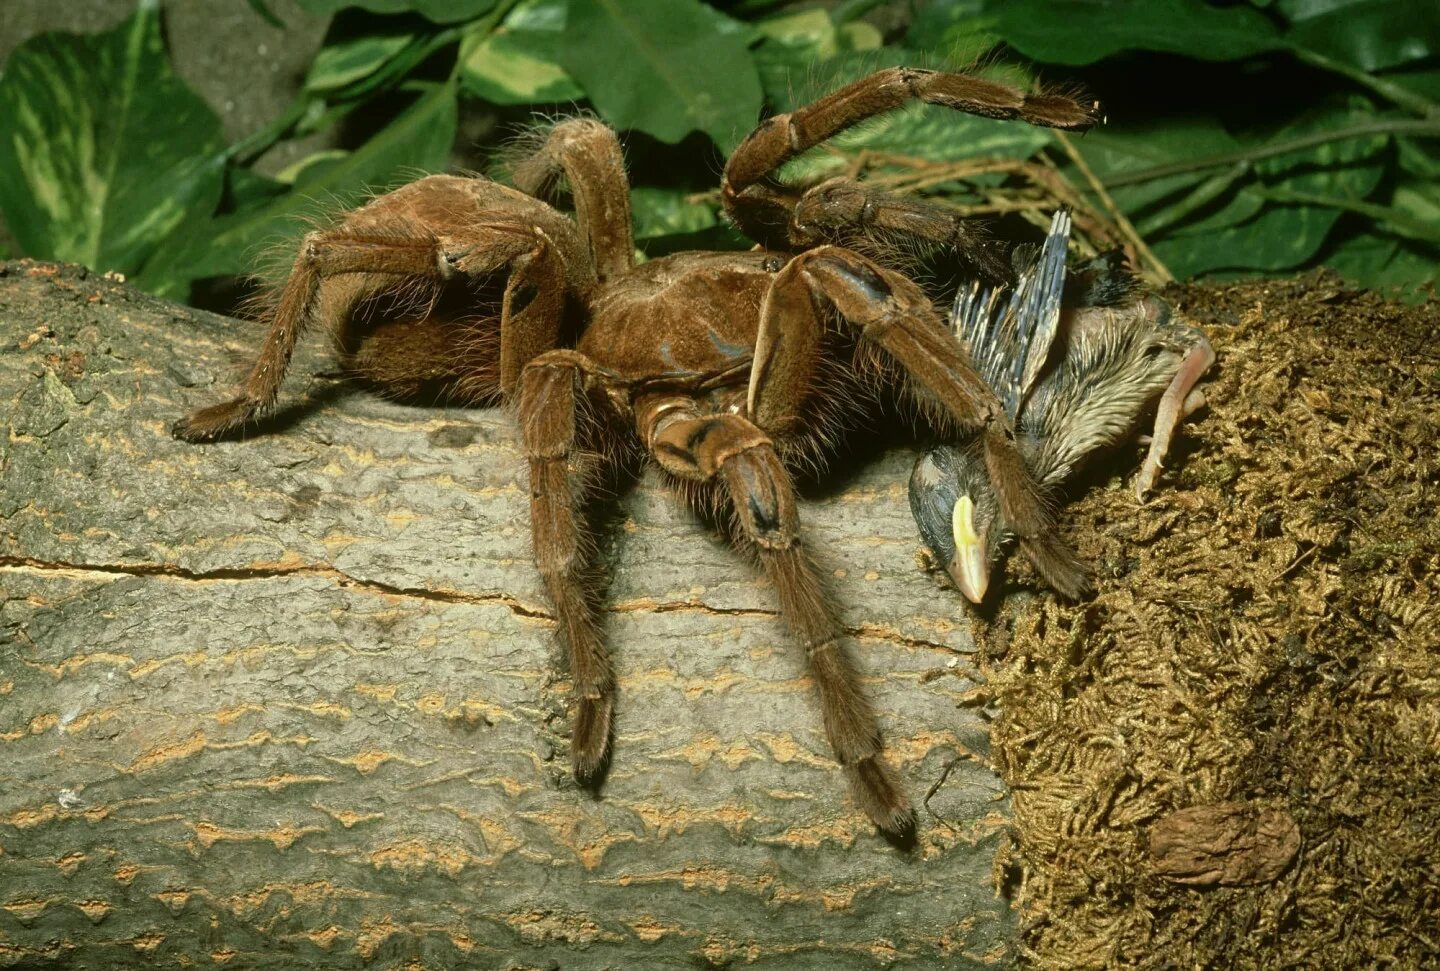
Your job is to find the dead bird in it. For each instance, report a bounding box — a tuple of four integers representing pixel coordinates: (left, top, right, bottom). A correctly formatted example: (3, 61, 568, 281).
(910, 211, 1215, 602)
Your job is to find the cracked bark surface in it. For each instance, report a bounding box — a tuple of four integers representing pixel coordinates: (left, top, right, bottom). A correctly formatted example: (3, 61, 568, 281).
(0, 261, 1009, 968)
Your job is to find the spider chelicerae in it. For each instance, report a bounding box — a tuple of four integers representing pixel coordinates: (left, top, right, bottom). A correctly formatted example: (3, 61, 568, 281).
(174, 67, 1102, 836)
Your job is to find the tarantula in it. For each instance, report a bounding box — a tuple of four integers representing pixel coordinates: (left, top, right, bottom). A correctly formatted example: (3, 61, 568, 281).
(910, 211, 1215, 602)
(174, 68, 1102, 836)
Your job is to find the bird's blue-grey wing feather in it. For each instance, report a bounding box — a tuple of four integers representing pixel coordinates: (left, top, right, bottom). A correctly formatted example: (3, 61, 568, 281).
(949, 209, 1071, 418)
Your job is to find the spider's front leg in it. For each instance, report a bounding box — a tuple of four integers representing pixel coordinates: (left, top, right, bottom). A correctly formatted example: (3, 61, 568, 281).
(786, 179, 1011, 280)
(722, 66, 1101, 248)
(519, 350, 618, 781)
(640, 398, 915, 836)
(751, 247, 1091, 599)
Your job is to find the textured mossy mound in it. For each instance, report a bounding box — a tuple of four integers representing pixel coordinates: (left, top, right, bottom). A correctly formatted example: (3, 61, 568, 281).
(980, 273, 1439, 968)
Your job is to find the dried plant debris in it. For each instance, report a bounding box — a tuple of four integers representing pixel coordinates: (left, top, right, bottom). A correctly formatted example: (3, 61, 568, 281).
(977, 272, 1440, 968)
(1148, 802, 1300, 887)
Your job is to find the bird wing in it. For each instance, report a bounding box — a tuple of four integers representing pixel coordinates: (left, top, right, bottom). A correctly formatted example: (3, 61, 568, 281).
(950, 210, 1071, 419)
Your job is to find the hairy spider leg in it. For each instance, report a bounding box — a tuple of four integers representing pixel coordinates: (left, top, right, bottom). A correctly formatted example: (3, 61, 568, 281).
(642, 399, 914, 836)
(510, 117, 635, 284)
(787, 178, 1013, 279)
(447, 218, 574, 396)
(173, 227, 443, 440)
(518, 349, 619, 781)
(721, 66, 1102, 250)
(173, 176, 587, 441)
(749, 246, 1091, 599)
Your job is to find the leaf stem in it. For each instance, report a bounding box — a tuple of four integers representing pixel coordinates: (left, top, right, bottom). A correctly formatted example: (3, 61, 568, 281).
(1287, 43, 1440, 118)
(1255, 187, 1440, 243)
(1054, 132, 1174, 282)
(1105, 118, 1440, 188)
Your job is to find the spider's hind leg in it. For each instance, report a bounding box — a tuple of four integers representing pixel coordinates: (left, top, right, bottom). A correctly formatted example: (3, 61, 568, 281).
(174, 175, 585, 441)
(642, 398, 915, 836)
(173, 226, 450, 441)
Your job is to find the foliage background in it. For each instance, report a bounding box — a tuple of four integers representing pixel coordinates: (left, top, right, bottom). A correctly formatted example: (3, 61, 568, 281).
(0, 0, 1435, 307)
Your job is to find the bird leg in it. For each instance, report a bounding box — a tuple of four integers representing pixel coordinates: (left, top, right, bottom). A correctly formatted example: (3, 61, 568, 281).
(1136, 333, 1216, 499)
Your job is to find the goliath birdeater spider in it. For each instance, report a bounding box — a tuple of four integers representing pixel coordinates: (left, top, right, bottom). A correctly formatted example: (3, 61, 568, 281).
(174, 68, 1102, 836)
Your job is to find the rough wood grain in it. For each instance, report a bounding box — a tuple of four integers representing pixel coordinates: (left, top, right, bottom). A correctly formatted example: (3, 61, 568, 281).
(0, 261, 1010, 968)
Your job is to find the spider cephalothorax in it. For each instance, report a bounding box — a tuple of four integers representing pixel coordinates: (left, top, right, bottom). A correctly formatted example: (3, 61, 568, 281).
(174, 68, 1102, 836)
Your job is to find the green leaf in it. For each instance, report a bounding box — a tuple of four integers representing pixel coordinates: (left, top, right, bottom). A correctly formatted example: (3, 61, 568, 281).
(1149, 102, 1389, 275)
(305, 29, 415, 92)
(460, 0, 582, 104)
(990, 0, 1282, 65)
(1397, 137, 1440, 179)
(1321, 232, 1440, 300)
(905, 0, 1001, 61)
(1154, 205, 1331, 276)
(0, 2, 226, 278)
(293, 0, 496, 24)
(1278, 0, 1439, 72)
(1078, 118, 1245, 214)
(137, 81, 457, 294)
(631, 187, 717, 240)
(752, 8, 885, 106)
(1389, 181, 1440, 240)
(558, 0, 763, 151)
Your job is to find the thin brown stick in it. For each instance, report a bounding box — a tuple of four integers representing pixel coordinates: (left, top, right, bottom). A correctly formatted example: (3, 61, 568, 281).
(1054, 131, 1175, 283)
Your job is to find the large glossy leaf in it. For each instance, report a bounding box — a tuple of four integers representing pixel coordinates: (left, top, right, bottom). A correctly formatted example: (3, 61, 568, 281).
(460, 0, 582, 105)
(751, 8, 883, 105)
(1322, 233, 1440, 301)
(1278, 0, 1438, 72)
(990, 0, 1282, 65)
(1078, 118, 1244, 215)
(305, 29, 415, 92)
(0, 1, 225, 277)
(1150, 103, 1388, 275)
(558, 0, 763, 151)
(293, 0, 496, 23)
(905, 0, 1000, 60)
(137, 82, 457, 294)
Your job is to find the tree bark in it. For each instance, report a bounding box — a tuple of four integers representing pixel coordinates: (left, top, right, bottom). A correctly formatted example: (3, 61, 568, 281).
(0, 261, 1009, 969)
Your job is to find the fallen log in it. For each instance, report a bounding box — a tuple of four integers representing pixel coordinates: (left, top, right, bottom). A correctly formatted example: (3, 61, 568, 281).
(0, 261, 1008, 969)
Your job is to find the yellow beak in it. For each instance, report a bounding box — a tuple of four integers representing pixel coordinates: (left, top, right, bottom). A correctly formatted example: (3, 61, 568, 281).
(949, 494, 990, 603)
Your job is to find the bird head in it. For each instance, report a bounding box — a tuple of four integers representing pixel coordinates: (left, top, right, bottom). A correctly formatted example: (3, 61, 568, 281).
(909, 445, 1010, 603)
